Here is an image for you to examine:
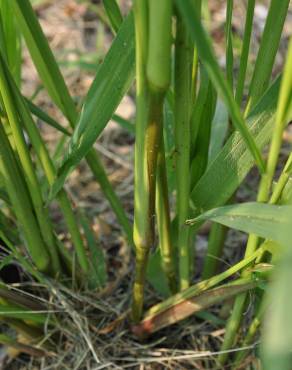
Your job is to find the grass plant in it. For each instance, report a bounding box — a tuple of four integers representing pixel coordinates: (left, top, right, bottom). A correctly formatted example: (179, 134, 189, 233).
(0, 0, 291, 367)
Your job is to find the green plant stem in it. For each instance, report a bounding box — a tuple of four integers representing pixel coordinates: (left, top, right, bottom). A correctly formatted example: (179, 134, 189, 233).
(235, 0, 255, 105)
(0, 120, 50, 273)
(156, 137, 177, 294)
(175, 0, 265, 174)
(135, 277, 259, 336)
(132, 0, 149, 322)
(232, 155, 292, 367)
(245, 0, 290, 115)
(132, 0, 172, 321)
(0, 56, 60, 275)
(144, 244, 266, 319)
(220, 43, 292, 361)
(226, 0, 234, 90)
(270, 153, 292, 205)
(133, 90, 165, 321)
(190, 1, 202, 104)
(202, 223, 228, 279)
(232, 292, 266, 368)
(175, 15, 193, 290)
(4, 62, 90, 273)
(0, 0, 21, 85)
(12, 0, 132, 245)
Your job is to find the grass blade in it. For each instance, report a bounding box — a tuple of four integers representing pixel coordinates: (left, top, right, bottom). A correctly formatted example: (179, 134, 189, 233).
(190, 76, 281, 214)
(175, 0, 265, 173)
(0, 120, 50, 273)
(51, 13, 135, 199)
(235, 0, 255, 104)
(225, 0, 233, 89)
(103, 0, 123, 33)
(187, 202, 292, 246)
(0, 54, 61, 274)
(0, 0, 21, 84)
(245, 0, 290, 114)
(12, 0, 133, 243)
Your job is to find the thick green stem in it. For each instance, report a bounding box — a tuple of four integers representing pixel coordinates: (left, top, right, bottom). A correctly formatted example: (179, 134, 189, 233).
(133, 91, 164, 321)
(175, 15, 193, 290)
(132, 0, 149, 322)
(132, 0, 172, 321)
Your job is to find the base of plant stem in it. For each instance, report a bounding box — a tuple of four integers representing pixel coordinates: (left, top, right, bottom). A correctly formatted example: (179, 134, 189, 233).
(132, 247, 150, 323)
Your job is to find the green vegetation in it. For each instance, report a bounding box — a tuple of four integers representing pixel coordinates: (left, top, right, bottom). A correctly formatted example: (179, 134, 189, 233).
(0, 0, 291, 368)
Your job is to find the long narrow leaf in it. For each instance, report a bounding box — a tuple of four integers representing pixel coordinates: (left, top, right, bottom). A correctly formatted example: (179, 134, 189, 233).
(175, 0, 265, 172)
(50, 13, 135, 199)
(190, 76, 282, 214)
(187, 202, 292, 246)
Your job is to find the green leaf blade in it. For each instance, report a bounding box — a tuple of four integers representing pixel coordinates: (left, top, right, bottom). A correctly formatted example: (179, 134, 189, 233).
(190, 76, 282, 215)
(187, 202, 292, 246)
(50, 13, 135, 199)
(175, 0, 265, 173)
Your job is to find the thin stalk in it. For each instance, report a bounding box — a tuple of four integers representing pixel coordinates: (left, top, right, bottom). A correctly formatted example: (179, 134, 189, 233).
(219, 40, 292, 363)
(175, 15, 193, 290)
(0, 230, 44, 282)
(202, 223, 227, 279)
(245, 0, 290, 115)
(156, 137, 177, 294)
(203, 0, 255, 290)
(225, 0, 234, 90)
(232, 306, 264, 368)
(0, 120, 50, 273)
(132, 0, 149, 323)
(191, 0, 202, 104)
(7, 72, 89, 273)
(0, 56, 60, 275)
(134, 278, 259, 337)
(144, 244, 266, 319)
(235, 0, 255, 105)
(270, 153, 292, 205)
(232, 155, 292, 368)
(11, 0, 132, 245)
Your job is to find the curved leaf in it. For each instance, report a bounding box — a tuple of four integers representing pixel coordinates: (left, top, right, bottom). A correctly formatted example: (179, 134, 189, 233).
(187, 202, 292, 246)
